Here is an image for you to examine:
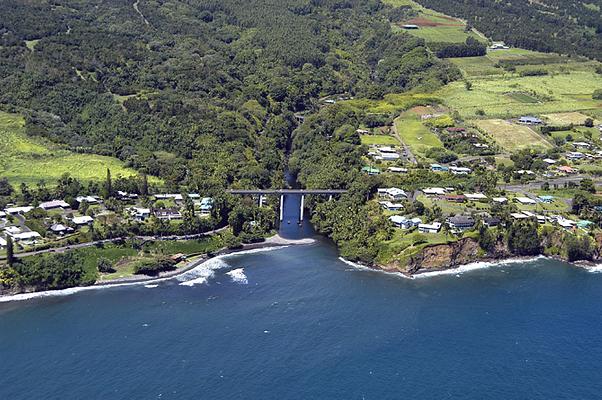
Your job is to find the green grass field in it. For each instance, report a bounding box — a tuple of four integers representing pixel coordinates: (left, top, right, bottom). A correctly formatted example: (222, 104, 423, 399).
(360, 134, 400, 146)
(394, 113, 443, 157)
(473, 119, 552, 151)
(0, 111, 159, 186)
(542, 112, 599, 126)
(437, 71, 602, 119)
(442, 48, 602, 119)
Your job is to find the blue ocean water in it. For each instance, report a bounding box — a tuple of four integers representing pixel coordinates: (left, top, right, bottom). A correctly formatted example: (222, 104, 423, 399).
(2, 197, 602, 399)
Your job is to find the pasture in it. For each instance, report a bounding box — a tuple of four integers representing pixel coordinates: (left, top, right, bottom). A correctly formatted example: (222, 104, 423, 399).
(0, 111, 158, 186)
(542, 112, 598, 126)
(472, 119, 552, 151)
(437, 71, 602, 119)
(360, 134, 400, 146)
(394, 113, 443, 157)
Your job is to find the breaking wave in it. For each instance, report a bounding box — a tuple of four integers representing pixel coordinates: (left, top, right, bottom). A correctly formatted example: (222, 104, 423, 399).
(339, 256, 545, 279)
(226, 268, 248, 284)
(178, 257, 231, 287)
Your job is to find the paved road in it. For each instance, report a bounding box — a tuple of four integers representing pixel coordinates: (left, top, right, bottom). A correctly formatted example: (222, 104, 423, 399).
(2, 226, 228, 260)
(499, 175, 602, 192)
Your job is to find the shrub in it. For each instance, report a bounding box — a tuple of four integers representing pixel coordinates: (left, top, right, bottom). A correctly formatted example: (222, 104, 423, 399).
(593, 89, 602, 100)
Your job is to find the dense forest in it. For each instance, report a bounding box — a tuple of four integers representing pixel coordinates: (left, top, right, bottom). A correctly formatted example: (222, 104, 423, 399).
(0, 0, 458, 192)
(414, 0, 602, 61)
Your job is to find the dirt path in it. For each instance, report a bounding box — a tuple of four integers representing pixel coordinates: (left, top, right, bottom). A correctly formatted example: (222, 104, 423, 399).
(391, 118, 418, 165)
(133, 0, 150, 26)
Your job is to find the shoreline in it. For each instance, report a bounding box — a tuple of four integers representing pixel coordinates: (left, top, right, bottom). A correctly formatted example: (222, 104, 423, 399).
(0, 234, 316, 301)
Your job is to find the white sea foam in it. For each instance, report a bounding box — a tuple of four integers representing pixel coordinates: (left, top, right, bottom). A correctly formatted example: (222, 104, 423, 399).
(578, 264, 602, 274)
(339, 256, 545, 279)
(226, 268, 248, 284)
(178, 258, 231, 287)
(144, 284, 159, 288)
(338, 257, 411, 279)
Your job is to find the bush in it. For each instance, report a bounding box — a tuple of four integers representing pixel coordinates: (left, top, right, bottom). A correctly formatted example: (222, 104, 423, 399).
(134, 257, 176, 276)
(425, 147, 458, 163)
(97, 257, 115, 273)
(593, 89, 602, 100)
(519, 69, 548, 77)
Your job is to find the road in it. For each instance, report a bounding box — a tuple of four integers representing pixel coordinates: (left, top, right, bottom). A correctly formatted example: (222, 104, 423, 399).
(498, 175, 602, 192)
(2, 226, 228, 260)
(391, 120, 417, 165)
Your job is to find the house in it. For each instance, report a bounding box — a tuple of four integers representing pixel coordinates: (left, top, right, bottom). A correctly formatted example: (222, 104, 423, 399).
(72, 216, 94, 225)
(39, 200, 71, 211)
(518, 116, 543, 125)
(356, 129, 370, 134)
(473, 143, 489, 149)
(379, 201, 404, 211)
(154, 208, 182, 220)
(447, 216, 475, 231)
(130, 207, 151, 221)
(538, 195, 554, 203)
(362, 166, 380, 175)
(423, 187, 446, 196)
(516, 170, 535, 176)
(0, 237, 6, 248)
(511, 212, 529, 220)
(50, 224, 73, 235)
(199, 197, 214, 215)
(515, 197, 537, 205)
(117, 191, 139, 200)
(490, 42, 509, 50)
(76, 195, 100, 204)
(389, 216, 421, 229)
(557, 165, 578, 174)
(443, 194, 466, 203)
(378, 146, 400, 160)
(430, 164, 449, 172)
(450, 166, 472, 175)
(387, 167, 408, 174)
(418, 222, 442, 234)
(492, 197, 508, 204)
(10, 231, 42, 242)
(5, 206, 34, 215)
(4, 226, 21, 235)
(542, 158, 557, 165)
(465, 193, 488, 201)
(484, 217, 501, 227)
(378, 187, 407, 201)
(402, 24, 419, 29)
(573, 142, 591, 149)
(566, 152, 585, 160)
(557, 217, 576, 229)
(577, 220, 594, 230)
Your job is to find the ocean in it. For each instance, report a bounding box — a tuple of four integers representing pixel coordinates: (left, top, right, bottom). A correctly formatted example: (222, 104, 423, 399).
(1, 196, 602, 399)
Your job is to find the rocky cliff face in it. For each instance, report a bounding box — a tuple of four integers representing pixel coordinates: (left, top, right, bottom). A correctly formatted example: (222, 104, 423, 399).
(380, 237, 512, 276)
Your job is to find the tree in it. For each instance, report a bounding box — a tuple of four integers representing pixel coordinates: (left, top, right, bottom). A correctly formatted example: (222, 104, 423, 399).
(566, 234, 594, 262)
(593, 89, 602, 100)
(139, 173, 149, 196)
(6, 236, 15, 268)
(584, 118, 594, 128)
(103, 168, 113, 199)
(508, 220, 540, 256)
(97, 257, 115, 273)
(580, 179, 596, 194)
(464, 80, 473, 91)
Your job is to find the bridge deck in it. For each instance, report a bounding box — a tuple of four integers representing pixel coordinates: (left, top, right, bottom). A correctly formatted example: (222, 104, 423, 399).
(227, 189, 347, 195)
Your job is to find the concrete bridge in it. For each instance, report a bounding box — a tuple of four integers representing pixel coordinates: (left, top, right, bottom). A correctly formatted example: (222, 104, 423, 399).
(227, 189, 347, 221)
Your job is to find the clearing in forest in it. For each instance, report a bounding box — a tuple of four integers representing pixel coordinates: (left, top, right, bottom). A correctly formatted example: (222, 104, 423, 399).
(0, 111, 159, 186)
(542, 112, 598, 126)
(472, 119, 552, 151)
(394, 113, 443, 157)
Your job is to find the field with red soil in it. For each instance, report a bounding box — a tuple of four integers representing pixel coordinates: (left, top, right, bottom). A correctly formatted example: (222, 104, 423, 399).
(405, 17, 462, 27)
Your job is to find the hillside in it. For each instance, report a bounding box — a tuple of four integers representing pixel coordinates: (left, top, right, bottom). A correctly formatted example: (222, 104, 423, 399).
(412, 0, 602, 61)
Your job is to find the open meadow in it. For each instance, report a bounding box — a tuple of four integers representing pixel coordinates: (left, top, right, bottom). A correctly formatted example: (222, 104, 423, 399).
(0, 111, 158, 186)
(472, 119, 552, 151)
(442, 49, 602, 119)
(394, 112, 443, 158)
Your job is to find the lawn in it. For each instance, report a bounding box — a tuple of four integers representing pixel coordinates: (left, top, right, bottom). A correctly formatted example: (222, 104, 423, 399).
(473, 119, 552, 151)
(394, 113, 443, 157)
(360, 134, 400, 146)
(449, 56, 505, 77)
(0, 111, 160, 186)
(542, 112, 599, 126)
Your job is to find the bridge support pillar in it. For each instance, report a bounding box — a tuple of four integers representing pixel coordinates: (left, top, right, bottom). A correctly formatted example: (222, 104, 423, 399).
(279, 195, 284, 221)
(300, 195, 305, 221)
(329, 195, 333, 201)
(259, 195, 264, 208)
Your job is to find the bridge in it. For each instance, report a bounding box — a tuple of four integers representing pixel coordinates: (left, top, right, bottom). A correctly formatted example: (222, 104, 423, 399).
(227, 189, 347, 221)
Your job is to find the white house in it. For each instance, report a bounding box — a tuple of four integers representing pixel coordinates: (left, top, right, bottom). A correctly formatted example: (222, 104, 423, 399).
(5, 206, 34, 215)
(389, 216, 420, 229)
(130, 207, 151, 221)
(378, 187, 408, 201)
(515, 197, 537, 205)
(542, 158, 557, 165)
(465, 193, 488, 201)
(566, 151, 585, 160)
(450, 166, 472, 175)
(10, 231, 42, 242)
(76, 195, 100, 204)
(387, 167, 408, 174)
(418, 222, 442, 234)
(492, 197, 508, 204)
(380, 201, 404, 211)
(72, 216, 94, 225)
(39, 200, 71, 210)
(422, 187, 446, 196)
